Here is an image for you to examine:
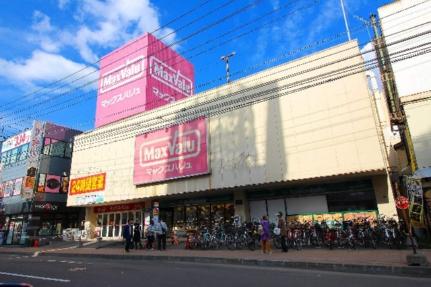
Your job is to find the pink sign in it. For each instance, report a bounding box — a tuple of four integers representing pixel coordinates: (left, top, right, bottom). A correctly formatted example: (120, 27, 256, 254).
(134, 118, 209, 185)
(95, 33, 194, 127)
(45, 175, 61, 193)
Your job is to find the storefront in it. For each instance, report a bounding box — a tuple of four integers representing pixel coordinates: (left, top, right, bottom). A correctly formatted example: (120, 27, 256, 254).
(1, 201, 83, 245)
(92, 203, 146, 239)
(67, 39, 399, 237)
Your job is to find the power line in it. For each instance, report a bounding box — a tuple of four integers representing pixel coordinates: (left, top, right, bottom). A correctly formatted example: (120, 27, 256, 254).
(0, 0, 258, 114)
(72, 37, 431, 151)
(0, 0, 216, 110)
(0, 0, 321, 128)
(2, 4, 428, 135)
(3, 21, 428, 141)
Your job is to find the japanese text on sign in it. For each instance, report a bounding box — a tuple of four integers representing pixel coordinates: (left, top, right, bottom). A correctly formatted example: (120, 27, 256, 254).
(70, 173, 106, 195)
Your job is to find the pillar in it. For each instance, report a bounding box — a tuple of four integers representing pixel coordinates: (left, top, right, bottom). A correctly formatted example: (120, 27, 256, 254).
(233, 190, 250, 222)
(372, 174, 398, 218)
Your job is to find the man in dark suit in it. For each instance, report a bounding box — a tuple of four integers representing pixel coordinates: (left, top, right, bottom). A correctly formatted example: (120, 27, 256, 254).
(123, 219, 134, 252)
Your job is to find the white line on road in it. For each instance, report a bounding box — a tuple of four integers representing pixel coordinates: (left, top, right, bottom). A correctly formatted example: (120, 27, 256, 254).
(0, 271, 70, 283)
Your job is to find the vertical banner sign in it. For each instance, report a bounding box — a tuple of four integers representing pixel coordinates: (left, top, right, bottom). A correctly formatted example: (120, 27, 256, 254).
(134, 118, 209, 185)
(406, 176, 424, 226)
(95, 33, 194, 127)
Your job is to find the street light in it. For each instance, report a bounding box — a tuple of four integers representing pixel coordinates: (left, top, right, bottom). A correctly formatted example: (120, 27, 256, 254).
(220, 51, 236, 83)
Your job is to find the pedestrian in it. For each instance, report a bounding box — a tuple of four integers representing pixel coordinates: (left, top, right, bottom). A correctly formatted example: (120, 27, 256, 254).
(159, 219, 168, 250)
(277, 212, 288, 252)
(146, 219, 155, 250)
(153, 220, 163, 251)
(260, 215, 272, 254)
(123, 219, 134, 252)
(133, 221, 143, 249)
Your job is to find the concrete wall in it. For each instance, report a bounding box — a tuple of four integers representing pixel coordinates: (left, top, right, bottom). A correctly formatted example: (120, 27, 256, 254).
(403, 97, 431, 168)
(372, 174, 397, 218)
(68, 41, 387, 207)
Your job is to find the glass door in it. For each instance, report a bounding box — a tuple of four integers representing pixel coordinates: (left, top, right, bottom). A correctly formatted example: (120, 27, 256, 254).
(113, 213, 121, 238)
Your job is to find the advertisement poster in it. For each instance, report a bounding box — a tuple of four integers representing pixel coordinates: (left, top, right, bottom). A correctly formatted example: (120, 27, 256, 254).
(134, 118, 209, 185)
(69, 173, 106, 205)
(45, 175, 61, 193)
(0, 130, 32, 152)
(95, 33, 194, 127)
(4, 181, 14, 197)
(13, 178, 23, 196)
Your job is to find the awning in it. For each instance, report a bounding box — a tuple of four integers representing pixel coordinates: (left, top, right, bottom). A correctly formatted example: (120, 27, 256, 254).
(413, 167, 431, 179)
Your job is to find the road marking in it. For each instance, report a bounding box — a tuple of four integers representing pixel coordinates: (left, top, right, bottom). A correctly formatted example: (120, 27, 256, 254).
(0, 271, 70, 283)
(47, 259, 57, 262)
(69, 267, 86, 272)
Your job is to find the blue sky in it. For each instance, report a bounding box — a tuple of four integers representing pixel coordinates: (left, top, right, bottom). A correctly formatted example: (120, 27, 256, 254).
(0, 0, 390, 137)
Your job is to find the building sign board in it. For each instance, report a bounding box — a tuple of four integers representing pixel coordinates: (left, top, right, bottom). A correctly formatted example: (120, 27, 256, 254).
(93, 202, 145, 213)
(1, 130, 32, 152)
(134, 118, 209, 185)
(69, 173, 106, 195)
(95, 33, 194, 127)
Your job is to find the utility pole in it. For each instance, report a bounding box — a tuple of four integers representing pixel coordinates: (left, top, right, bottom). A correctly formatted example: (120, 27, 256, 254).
(220, 51, 236, 83)
(340, 0, 351, 41)
(370, 14, 418, 255)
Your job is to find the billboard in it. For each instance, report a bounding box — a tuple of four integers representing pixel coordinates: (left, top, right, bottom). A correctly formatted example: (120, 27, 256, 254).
(134, 118, 209, 185)
(1, 130, 32, 153)
(95, 33, 194, 127)
(68, 173, 106, 206)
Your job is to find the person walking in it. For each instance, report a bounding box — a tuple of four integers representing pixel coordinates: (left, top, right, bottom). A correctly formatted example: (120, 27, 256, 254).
(153, 220, 164, 251)
(277, 212, 288, 252)
(159, 219, 168, 250)
(260, 215, 272, 254)
(123, 219, 134, 252)
(133, 221, 143, 249)
(146, 220, 155, 250)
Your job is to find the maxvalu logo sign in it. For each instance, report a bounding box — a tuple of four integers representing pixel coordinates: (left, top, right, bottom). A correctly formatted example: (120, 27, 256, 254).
(95, 33, 194, 128)
(134, 118, 209, 185)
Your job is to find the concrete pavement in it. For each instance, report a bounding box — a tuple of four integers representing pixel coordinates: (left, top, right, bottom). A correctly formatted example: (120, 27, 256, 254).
(1, 254, 431, 287)
(1, 241, 431, 278)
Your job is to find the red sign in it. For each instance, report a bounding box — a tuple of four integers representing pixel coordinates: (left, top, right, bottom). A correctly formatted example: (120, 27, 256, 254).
(396, 196, 409, 210)
(94, 202, 145, 213)
(134, 118, 209, 185)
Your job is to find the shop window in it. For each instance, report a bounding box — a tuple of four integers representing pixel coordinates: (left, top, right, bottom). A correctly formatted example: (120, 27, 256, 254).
(185, 206, 197, 228)
(327, 191, 377, 212)
(211, 204, 225, 223)
(198, 205, 210, 227)
(114, 214, 121, 237)
(173, 206, 185, 228)
(225, 204, 235, 223)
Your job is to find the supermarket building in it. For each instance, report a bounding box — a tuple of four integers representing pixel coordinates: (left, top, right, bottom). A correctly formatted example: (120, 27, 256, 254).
(67, 34, 397, 239)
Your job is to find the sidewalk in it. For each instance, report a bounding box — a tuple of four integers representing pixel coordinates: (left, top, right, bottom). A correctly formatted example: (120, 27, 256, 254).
(1, 242, 431, 277)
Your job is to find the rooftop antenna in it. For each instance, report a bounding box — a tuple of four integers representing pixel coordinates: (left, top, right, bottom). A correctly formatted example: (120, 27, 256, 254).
(220, 51, 236, 83)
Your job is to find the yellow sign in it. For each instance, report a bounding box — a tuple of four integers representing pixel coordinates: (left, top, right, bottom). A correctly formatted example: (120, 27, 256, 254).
(70, 173, 106, 195)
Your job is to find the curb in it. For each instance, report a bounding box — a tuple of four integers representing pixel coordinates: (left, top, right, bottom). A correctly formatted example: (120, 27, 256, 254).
(2, 250, 430, 278)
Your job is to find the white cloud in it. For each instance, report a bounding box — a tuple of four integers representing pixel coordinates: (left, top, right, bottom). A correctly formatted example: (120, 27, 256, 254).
(0, 50, 97, 87)
(72, 0, 176, 62)
(32, 10, 54, 33)
(58, 0, 70, 10)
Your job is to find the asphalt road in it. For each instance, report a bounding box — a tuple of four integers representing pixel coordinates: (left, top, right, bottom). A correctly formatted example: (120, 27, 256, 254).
(1, 254, 431, 287)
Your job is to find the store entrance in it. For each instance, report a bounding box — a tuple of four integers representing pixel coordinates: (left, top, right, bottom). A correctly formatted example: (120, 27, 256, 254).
(97, 210, 143, 239)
